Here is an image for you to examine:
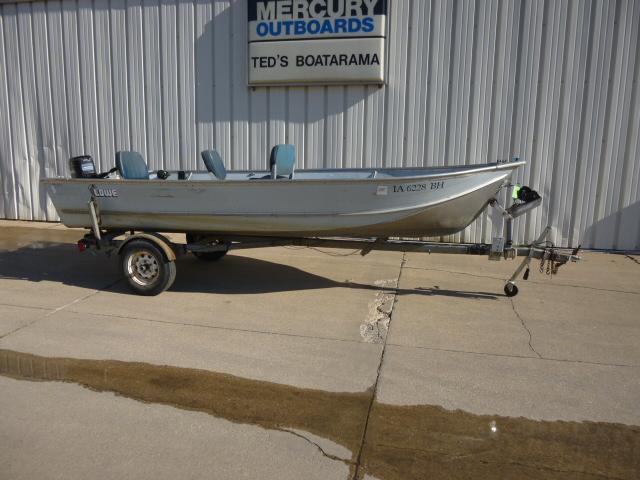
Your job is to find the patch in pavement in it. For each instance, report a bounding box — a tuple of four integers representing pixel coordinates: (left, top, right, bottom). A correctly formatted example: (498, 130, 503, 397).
(1, 349, 638, 480)
(360, 279, 396, 343)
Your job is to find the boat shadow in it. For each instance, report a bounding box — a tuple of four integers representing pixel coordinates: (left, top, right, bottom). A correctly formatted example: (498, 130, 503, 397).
(0, 242, 121, 288)
(170, 255, 499, 300)
(0, 243, 498, 300)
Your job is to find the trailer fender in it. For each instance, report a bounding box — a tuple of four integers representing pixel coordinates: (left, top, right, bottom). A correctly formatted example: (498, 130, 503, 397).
(116, 233, 177, 262)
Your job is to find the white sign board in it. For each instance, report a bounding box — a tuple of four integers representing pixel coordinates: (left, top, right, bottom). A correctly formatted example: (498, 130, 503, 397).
(248, 0, 388, 86)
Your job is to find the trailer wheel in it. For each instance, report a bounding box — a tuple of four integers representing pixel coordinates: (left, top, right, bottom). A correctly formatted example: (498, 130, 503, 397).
(186, 234, 228, 262)
(504, 282, 519, 297)
(121, 240, 176, 295)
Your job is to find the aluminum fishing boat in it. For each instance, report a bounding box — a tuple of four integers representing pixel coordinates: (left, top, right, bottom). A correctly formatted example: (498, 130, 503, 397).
(42, 145, 524, 238)
(41, 145, 577, 297)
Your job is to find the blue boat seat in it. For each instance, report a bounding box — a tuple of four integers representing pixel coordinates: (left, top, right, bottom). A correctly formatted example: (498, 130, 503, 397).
(269, 144, 296, 179)
(116, 151, 149, 179)
(201, 149, 227, 180)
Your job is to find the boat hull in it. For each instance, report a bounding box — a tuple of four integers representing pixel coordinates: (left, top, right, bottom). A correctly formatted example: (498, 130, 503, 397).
(42, 163, 521, 237)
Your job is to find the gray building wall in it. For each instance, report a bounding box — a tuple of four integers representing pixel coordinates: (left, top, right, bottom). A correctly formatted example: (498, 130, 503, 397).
(0, 0, 638, 249)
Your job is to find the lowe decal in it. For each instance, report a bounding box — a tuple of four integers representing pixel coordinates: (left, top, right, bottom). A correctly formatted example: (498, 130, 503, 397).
(89, 185, 119, 198)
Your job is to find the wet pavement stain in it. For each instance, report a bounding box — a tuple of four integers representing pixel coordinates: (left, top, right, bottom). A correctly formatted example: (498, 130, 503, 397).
(1, 349, 638, 479)
(0, 226, 83, 251)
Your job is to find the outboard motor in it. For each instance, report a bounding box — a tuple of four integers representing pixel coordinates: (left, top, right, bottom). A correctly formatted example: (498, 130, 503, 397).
(69, 155, 117, 179)
(69, 155, 98, 178)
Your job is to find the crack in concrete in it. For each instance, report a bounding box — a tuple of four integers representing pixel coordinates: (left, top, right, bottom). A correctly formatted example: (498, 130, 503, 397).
(0, 278, 123, 341)
(64, 308, 366, 345)
(0, 302, 52, 312)
(510, 299, 542, 359)
(404, 265, 640, 295)
(385, 342, 640, 368)
(279, 428, 354, 466)
(352, 252, 406, 480)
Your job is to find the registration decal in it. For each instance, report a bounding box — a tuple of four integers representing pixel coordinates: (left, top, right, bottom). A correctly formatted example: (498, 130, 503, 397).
(392, 181, 445, 193)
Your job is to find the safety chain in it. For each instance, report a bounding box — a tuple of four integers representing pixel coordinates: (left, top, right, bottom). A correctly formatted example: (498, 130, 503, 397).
(539, 246, 561, 276)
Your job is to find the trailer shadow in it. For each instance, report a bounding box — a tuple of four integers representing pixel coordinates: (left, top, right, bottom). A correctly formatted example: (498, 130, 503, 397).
(154, 255, 497, 299)
(0, 243, 121, 291)
(0, 239, 497, 300)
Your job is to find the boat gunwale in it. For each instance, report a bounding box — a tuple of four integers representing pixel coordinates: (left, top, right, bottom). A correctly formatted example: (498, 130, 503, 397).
(41, 161, 525, 186)
(54, 172, 510, 219)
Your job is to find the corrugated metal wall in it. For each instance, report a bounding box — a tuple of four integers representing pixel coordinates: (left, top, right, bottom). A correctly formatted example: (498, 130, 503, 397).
(0, 0, 639, 249)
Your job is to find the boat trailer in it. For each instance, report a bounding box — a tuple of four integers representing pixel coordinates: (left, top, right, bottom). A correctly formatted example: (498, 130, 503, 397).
(77, 187, 581, 296)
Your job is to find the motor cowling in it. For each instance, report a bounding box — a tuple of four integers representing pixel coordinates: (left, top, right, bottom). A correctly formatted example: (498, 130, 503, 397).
(69, 155, 98, 179)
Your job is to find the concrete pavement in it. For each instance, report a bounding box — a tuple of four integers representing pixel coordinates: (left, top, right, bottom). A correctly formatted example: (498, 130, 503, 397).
(1, 220, 639, 479)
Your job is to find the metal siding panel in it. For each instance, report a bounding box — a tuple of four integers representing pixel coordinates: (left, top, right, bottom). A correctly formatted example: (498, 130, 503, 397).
(551, 0, 572, 245)
(305, 87, 325, 168)
(485, 0, 517, 244)
(405, 0, 433, 168)
(617, 0, 640, 250)
(269, 87, 287, 150)
(425, 0, 452, 170)
(126, 0, 147, 160)
(573, 1, 617, 248)
(110, 0, 130, 152)
(231, 0, 250, 170)
(363, 84, 384, 168)
(46, 1, 70, 177)
(595, 0, 637, 248)
(383, 0, 410, 168)
(32, 1, 58, 220)
(17, 2, 43, 220)
(195, 0, 214, 167)
(142, 2, 163, 170)
(513, 0, 544, 245)
(4, 4, 32, 219)
(590, 0, 623, 247)
(62, 1, 86, 159)
(344, 86, 365, 168)
(178, 0, 196, 170)
(160, 0, 179, 169)
(467, 0, 498, 243)
(325, 86, 344, 168)
(93, 1, 116, 172)
(480, 0, 502, 244)
(1, 0, 639, 250)
(560, 0, 591, 248)
(250, 87, 268, 169)
(447, 0, 472, 168)
(0, 6, 16, 218)
(488, 0, 521, 245)
(533, 0, 567, 245)
(287, 87, 306, 169)
(75, 1, 99, 163)
(213, 0, 231, 164)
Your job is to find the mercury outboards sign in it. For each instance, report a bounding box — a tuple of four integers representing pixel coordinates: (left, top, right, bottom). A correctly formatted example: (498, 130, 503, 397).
(248, 0, 387, 85)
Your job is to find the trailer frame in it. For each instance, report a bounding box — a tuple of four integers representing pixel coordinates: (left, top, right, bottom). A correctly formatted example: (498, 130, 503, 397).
(78, 192, 580, 296)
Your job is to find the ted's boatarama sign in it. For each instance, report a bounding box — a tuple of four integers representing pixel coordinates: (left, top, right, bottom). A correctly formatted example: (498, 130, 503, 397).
(248, 0, 387, 85)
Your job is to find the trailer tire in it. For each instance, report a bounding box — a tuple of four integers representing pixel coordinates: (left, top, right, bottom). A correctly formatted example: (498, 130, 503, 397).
(186, 234, 228, 262)
(121, 240, 176, 295)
